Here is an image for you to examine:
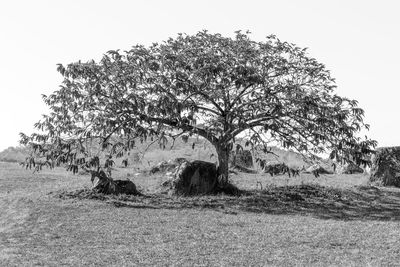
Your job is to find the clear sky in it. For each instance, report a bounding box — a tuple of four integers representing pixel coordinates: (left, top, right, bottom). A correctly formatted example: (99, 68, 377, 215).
(0, 0, 399, 151)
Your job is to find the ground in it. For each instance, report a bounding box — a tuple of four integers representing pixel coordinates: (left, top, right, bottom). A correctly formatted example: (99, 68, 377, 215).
(1, 161, 400, 266)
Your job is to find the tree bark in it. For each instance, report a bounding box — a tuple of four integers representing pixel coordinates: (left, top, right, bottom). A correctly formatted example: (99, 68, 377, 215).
(216, 145, 230, 184)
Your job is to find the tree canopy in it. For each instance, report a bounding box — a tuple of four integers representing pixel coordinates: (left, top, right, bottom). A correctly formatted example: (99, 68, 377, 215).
(20, 30, 376, 180)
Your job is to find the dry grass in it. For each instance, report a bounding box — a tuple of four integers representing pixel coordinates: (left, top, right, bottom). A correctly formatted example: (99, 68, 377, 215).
(2, 161, 400, 266)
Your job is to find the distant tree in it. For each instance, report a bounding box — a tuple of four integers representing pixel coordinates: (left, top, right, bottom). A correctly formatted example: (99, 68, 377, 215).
(20, 30, 376, 190)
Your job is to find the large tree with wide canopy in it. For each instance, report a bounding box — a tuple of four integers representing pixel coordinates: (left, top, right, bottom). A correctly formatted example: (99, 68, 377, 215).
(20, 30, 376, 188)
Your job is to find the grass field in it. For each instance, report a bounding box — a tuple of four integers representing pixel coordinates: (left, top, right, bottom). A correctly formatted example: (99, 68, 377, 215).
(1, 161, 400, 266)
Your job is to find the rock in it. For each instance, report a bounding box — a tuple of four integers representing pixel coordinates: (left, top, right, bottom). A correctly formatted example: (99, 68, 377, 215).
(342, 163, 364, 174)
(370, 147, 400, 187)
(230, 150, 253, 168)
(91, 170, 140, 195)
(163, 160, 242, 196)
(160, 159, 241, 196)
(168, 160, 218, 195)
(92, 177, 139, 195)
(113, 180, 139, 194)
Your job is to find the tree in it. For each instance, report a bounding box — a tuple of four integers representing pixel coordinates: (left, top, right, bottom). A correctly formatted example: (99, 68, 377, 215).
(20, 30, 376, 190)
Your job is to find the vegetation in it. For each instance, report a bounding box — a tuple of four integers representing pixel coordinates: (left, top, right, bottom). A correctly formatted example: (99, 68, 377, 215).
(20, 31, 376, 191)
(370, 147, 400, 187)
(0, 146, 29, 163)
(2, 161, 400, 265)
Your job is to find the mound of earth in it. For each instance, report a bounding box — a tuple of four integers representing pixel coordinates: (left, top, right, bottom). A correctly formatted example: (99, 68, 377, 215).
(162, 160, 240, 196)
(370, 147, 400, 187)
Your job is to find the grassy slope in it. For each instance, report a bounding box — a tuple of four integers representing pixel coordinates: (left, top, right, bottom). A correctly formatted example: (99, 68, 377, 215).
(0, 146, 29, 163)
(2, 161, 400, 266)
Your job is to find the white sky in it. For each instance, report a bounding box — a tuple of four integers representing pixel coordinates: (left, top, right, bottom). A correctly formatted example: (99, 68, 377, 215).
(0, 0, 399, 151)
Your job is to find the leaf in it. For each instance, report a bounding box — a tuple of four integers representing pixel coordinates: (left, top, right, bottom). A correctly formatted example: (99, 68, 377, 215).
(20, 30, 376, 178)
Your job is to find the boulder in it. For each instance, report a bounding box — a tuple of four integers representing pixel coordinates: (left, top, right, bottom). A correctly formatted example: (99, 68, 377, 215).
(113, 180, 139, 194)
(167, 160, 218, 195)
(161, 160, 240, 196)
(370, 147, 400, 187)
(230, 150, 253, 168)
(91, 170, 140, 195)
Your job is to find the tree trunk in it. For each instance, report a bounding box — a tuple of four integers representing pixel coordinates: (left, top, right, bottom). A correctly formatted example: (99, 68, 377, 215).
(216, 145, 230, 184)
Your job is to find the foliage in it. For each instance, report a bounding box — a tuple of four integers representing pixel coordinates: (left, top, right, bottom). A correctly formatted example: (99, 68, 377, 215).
(20, 30, 376, 179)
